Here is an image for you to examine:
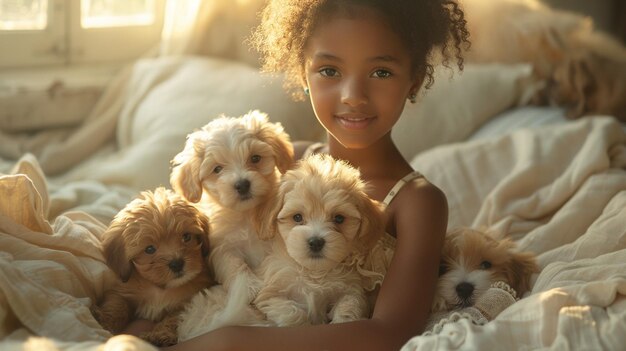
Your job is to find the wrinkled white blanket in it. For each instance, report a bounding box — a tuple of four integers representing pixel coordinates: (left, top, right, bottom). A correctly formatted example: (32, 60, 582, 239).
(1, 116, 625, 350)
(404, 116, 626, 350)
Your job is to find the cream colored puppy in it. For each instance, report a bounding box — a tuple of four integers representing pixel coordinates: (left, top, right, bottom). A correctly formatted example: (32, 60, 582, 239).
(254, 154, 385, 326)
(170, 110, 294, 297)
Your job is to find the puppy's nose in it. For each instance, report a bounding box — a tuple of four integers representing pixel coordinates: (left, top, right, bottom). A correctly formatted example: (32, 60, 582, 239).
(455, 282, 475, 299)
(168, 259, 185, 273)
(307, 237, 325, 253)
(234, 179, 251, 195)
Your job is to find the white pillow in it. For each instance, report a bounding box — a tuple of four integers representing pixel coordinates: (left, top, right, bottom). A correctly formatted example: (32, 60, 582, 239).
(393, 63, 535, 160)
(79, 56, 322, 191)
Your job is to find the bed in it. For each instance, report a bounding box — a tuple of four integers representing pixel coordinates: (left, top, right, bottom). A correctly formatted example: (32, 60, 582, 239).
(1, 1, 626, 350)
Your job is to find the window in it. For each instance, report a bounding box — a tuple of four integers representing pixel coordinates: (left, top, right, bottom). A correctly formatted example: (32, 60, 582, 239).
(0, 0, 165, 68)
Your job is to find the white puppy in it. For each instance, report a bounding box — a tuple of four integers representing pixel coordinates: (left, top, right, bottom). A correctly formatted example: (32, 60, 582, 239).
(170, 110, 294, 297)
(253, 154, 385, 326)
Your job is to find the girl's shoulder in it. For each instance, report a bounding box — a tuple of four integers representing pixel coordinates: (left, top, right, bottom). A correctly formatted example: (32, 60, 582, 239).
(388, 175, 448, 239)
(395, 176, 447, 212)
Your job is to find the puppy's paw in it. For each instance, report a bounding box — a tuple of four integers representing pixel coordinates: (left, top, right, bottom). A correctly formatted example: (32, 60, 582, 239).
(329, 312, 360, 324)
(140, 330, 178, 347)
(90, 306, 120, 333)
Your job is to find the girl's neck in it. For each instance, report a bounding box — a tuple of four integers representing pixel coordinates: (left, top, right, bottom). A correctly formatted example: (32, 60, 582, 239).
(327, 133, 413, 181)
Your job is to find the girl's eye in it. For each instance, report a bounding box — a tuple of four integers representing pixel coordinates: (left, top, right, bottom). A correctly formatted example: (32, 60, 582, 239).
(144, 245, 156, 254)
(333, 214, 345, 224)
(479, 261, 492, 270)
(251, 155, 262, 163)
(319, 67, 339, 77)
(213, 165, 223, 174)
(438, 263, 448, 276)
(182, 233, 192, 242)
(293, 214, 303, 223)
(372, 69, 392, 78)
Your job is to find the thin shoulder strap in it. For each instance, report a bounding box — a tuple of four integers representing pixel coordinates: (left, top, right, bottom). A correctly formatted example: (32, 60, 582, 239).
(382, 171, 423, 208)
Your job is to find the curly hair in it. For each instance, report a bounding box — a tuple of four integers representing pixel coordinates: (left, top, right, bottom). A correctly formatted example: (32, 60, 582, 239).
(250, 0, 470, 100)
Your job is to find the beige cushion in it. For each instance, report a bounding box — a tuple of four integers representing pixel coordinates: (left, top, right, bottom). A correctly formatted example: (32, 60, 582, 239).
(394, 63, 535, 160)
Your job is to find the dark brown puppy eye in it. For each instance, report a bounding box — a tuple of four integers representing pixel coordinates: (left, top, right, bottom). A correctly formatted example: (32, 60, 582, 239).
(251, 155, 262, 163)
(182, 233, 192, 242)
(334, 214, 345, 224)
(145, 245, 156, 254)
(293, 214, 303, 223)
(214, 165, 223, 174)
(479, 261, 492, 269)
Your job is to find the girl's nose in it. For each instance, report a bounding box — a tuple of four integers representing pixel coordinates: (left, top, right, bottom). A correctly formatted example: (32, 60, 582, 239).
(340, 78, 368, 107)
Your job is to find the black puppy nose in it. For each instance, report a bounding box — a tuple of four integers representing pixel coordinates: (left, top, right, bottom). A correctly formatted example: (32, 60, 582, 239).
(168, 259, 185, 273)
(307, 237, 325, 253)
(234, 179, 251, 195)
(456, 282, 475, 299)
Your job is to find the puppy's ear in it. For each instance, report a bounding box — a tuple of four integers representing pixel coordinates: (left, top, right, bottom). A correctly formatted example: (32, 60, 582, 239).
(198, 213, 211, 257)
(101, 223, 133, 282)
(356, 197, 386, 252)
(566, 57, 597, 119)
(505, 249, 539, 296)
(247, 110, 295, 174)
(254, 178, 292, 240)
(170, 132, 206, 203)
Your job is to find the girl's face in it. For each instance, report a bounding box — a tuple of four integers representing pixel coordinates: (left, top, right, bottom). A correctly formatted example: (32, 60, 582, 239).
(303, 7, 421, 150)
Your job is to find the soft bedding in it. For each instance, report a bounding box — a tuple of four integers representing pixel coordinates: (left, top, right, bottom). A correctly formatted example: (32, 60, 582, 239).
(1, 54, 626, 350)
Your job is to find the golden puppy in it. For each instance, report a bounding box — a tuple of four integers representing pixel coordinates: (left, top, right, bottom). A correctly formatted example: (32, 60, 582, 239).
(254, 154, 385, 326)
(170, 110, 294, 298)
(432, 227, 539, 314)
(91, 187, 213, 346)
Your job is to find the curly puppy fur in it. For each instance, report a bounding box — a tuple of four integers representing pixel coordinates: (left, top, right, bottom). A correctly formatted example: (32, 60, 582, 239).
(91, 187, 213, 346)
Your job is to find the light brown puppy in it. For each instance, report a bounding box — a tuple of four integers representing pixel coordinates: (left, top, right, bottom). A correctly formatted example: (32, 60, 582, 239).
(91, 187, 213, 346)
(432, 227, 539, 313)
(254, 154, 385, 326)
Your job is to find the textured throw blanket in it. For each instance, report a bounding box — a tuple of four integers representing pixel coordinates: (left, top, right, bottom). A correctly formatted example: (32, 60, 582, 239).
(1, 117, 625, 350)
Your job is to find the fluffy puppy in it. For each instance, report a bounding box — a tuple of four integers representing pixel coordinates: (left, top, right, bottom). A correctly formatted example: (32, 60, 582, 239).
(91, 187, 213, 346)
(253, 154, 385, 326)
(432, 227, 539, 314)
(462, 0, 626, 120)
(170, 110, 294, 297)
(536, 31, 626, 121)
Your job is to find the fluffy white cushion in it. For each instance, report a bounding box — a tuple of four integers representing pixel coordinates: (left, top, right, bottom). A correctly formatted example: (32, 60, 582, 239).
(394, 63, 536, 160)
(64, 56, 322, 191)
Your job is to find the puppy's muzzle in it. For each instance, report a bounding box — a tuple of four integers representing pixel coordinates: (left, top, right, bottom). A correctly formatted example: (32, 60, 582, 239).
(456, 282, 474, 299)
(168, 258, 186, 273)
(307, 236, 326, 254)
(234, 179, 251, 197)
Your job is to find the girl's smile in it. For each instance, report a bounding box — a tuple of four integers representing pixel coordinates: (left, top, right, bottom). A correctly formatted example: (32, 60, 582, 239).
(334, 112, 377, 130)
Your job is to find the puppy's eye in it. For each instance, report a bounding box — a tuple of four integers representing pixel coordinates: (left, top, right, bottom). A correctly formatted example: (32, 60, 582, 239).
(144, 245, 156, 254)
(182, 233, 192, 242)
(438, 264, 448, 276)
(293, 214, 303, 223)
(213, 165, 223, 174)
(333, 214, 345, 224)
(251, 155, 262, 163)
(479, 261, 492, 269)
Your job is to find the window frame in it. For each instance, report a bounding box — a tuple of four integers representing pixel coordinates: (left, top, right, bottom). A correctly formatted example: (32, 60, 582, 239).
(0, 0, 165, 69)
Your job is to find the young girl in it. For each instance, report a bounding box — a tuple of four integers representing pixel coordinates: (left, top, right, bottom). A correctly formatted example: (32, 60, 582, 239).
(163, 0, 469, 350)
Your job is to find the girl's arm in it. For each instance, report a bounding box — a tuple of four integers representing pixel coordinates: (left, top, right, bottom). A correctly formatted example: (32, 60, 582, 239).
(165, 182, 448, 351)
